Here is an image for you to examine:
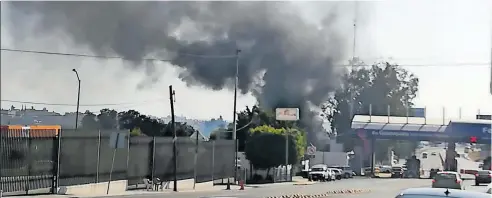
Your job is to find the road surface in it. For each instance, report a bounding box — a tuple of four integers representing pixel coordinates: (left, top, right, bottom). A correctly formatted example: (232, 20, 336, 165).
(75, 177, 489, 198)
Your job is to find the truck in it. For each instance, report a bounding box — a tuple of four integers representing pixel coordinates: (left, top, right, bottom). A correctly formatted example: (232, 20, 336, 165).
(309, 152, 352, 178)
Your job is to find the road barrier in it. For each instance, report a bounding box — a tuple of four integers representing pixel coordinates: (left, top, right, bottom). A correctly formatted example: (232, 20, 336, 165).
(263, 189, 371, 198)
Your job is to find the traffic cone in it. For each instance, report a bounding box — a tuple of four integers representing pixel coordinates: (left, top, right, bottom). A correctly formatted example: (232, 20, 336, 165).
(239, 180, 244, 190)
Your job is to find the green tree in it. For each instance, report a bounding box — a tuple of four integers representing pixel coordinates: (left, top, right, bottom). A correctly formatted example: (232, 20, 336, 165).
(81, 110, 98, 129)
(248, 125, 302, 164)
(234, 105, 296, 152)
(325, 61, 419, 159)
(209, 128, 227, 140)
(162, 122, 197, 137)
(130, 127, 143, 136)
(97, 109, 118, 129)
(244, 132, 297, 176)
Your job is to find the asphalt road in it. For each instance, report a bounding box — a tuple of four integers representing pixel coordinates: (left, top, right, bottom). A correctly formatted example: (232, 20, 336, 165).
(87, 178, 431, 198)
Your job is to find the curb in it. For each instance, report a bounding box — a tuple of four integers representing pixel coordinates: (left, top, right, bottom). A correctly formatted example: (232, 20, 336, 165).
(264, 189, 371, 198)
(293, 182, 316, 185)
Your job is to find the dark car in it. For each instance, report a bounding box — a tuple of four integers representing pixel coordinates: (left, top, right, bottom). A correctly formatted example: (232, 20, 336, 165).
(429, 168, 440, 179)
(475, 170, 492, 186)
(391, 166, 403, 178)
(395, 187, 490, 198)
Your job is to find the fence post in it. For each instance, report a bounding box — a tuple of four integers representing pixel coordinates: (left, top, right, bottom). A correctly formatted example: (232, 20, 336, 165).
(211, 141, 215, 185)
(150, 136, 156, 187)
(96, 130, 101, 184)
(51, 129, 61, 194)
(25, 129, 32, 195)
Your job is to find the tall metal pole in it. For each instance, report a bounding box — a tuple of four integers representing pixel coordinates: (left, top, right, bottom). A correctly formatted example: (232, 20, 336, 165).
(232, 49, 241, 186)
(169, 85, 177, 192)
(349, 2, 358, 118)
(72, 69, 81, 130)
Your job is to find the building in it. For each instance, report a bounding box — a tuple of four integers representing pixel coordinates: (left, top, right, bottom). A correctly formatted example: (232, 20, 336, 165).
(0, 105, 84, 129)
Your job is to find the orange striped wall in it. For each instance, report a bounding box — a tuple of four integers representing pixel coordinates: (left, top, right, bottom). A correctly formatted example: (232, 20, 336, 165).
(1, 125, 61, 137)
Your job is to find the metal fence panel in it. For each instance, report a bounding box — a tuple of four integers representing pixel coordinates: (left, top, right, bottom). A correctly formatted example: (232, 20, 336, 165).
(176, 139, 195, 180)
(195, 141, 214, 183)
(58, 129, 128, 186)
(0, 127, 57, 195)
(213, 140, 235, 181)
(127, 136, 152, 186)
(153, 137, 174, 181)
(97, 131, 129, 183)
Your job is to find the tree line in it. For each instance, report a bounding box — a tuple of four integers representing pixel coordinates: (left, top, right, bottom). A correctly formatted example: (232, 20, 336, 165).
(81, 109, 198, 137)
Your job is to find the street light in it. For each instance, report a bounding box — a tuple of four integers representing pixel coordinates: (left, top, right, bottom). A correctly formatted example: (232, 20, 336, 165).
(72, 69, 81, 130)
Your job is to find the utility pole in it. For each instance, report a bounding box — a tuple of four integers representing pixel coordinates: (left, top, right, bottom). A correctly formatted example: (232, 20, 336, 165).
(233, 49, 241, 184)
(227, 49, 241, 190)
(72, 69, 81, 130)
(169, 85, 177, 192)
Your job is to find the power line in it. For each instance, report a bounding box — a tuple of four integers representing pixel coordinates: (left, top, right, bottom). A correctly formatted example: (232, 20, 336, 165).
(2, 48, 490, 67)
(1, 99, 164, 107)
(0, 48, 237, 61)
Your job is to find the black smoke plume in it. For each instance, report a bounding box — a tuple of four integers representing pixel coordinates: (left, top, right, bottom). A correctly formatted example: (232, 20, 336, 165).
(4, 2, 351, 145)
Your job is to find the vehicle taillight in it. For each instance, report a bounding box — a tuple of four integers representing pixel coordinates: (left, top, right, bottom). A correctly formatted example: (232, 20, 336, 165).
(488, 174, 492, 178)
(432, 179, 436, 183)
(476, 174, 479, 177)
(456, 180, 461, 183)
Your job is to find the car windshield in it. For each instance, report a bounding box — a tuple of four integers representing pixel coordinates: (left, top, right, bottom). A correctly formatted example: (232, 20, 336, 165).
(477, 170, 491, 175)
(311, 168, 324, 171)
(435, 173, 457, 180)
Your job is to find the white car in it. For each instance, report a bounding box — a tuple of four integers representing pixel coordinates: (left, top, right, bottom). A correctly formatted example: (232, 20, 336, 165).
(431, 171, 465, 190)
(326, 168, 341, 180)
(329, 166, 354, 178)
(308, 164, 333, 181)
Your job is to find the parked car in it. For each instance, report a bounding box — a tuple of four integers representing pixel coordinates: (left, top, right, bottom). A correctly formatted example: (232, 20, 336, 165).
(329, 166, 353, 178)
(328, 168, 342, 180)
(391, 166, 403, 178)
(395, 187, 490, 198)
(475, 170, 492, 186)
(308, 164, 332, 182)
(431, 171, 465, 190)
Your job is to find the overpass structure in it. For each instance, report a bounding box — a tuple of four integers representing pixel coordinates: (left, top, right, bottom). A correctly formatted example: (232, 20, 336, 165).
(348, 115, 491, 175)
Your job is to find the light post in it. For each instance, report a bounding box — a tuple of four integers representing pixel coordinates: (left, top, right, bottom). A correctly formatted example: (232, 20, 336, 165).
(72, 69, 81, 130)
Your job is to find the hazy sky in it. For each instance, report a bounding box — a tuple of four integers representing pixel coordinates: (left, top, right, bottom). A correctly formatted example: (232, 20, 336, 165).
(1, 0, 491, 121)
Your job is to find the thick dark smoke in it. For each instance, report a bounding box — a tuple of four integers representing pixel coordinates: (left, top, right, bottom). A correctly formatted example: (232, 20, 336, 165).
(4, 2, 350, 145)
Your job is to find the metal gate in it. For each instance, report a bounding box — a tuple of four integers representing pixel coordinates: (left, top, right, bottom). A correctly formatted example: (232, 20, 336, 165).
(0, 125, 59, 195)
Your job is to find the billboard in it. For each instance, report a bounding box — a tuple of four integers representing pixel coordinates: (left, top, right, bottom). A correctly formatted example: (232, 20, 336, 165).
(275, 108, 300, 121)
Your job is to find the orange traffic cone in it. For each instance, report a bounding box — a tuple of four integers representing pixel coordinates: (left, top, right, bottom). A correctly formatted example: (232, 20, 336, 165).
(239, 180, 244, 190)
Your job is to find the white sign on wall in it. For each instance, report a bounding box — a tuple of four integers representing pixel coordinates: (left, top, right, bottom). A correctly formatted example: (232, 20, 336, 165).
(275, 108, 300, 121)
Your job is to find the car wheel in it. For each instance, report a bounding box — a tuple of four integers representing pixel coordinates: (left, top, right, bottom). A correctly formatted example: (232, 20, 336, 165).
(475, 181, 479, 186)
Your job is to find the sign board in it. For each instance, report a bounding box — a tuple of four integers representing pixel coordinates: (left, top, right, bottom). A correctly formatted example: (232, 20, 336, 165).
(275, 108, 300, 121)
(306, 145, 316, 155)
(476, 114, 492, 120)
(109, 132, 127, 149)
